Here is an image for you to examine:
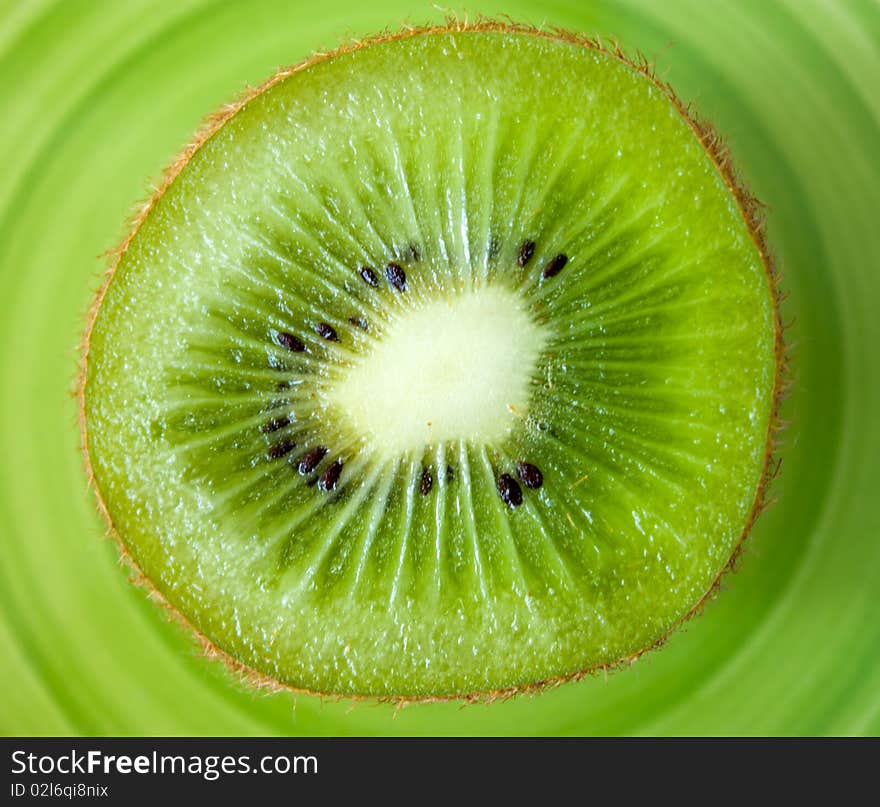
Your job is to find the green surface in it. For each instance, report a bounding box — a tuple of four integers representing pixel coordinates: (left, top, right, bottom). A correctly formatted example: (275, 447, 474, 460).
(1, 0, 879, 733)
(83, 28, 776, 697)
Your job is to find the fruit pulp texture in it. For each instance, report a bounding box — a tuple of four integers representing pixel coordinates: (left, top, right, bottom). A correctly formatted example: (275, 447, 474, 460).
(84, 30, 777, 696)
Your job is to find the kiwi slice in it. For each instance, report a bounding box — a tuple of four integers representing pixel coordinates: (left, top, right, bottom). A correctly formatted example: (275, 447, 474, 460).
(80, 22, 782, 699)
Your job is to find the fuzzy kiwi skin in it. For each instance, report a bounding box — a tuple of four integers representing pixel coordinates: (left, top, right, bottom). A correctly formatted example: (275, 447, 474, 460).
(78, 19, 785, 703)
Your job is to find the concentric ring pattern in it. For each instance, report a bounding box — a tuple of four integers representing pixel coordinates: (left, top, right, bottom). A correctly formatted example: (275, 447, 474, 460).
(1, 0, 878, 735)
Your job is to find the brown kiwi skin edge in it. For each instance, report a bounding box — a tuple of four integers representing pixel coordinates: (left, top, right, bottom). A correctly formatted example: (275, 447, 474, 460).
(76, 18, 788, 706)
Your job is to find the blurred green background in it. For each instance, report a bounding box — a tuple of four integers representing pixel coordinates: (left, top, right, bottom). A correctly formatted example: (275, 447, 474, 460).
(1, 0, 878, 736)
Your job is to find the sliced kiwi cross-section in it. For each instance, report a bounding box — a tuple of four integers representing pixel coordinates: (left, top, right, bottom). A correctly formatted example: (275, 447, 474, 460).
(80, 23, 782, 699)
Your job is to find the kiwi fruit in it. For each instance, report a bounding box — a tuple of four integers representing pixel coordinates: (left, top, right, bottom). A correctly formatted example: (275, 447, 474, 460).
(79, 21, 783, 700)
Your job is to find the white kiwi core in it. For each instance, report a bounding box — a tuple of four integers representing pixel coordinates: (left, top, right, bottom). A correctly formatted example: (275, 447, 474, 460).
(327, 285, 549, 456)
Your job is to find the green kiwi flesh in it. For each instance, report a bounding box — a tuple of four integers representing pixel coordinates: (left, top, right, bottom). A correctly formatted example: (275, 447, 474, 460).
(81, 24, 780, 699)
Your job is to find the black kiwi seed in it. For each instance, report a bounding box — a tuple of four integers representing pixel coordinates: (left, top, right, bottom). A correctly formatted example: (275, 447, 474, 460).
(517, 239, 536, 267)
(318, 460, 343, 492)
(348, 316, 368, 330)
(446, 465, 455, 483)
(298, 446, 328, 475)
(487, 236, 501, 259)
(276, 331, 305, 352)
(497, 473, 523, 508)
(267, 438, 295, 461)
(516, 461, 543, 490)
(316, 322, 338, 341)
(420, 467, 433, 495)
(385, 262, 407, 291)
(542, 253, 568, 279)
(407, 243, 420, 261)
(261, 415, 290, 434)
(359, 266, 379, 287)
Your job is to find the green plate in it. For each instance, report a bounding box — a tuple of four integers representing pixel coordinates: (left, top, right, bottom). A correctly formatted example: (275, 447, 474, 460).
(1, 0, 879, 735)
